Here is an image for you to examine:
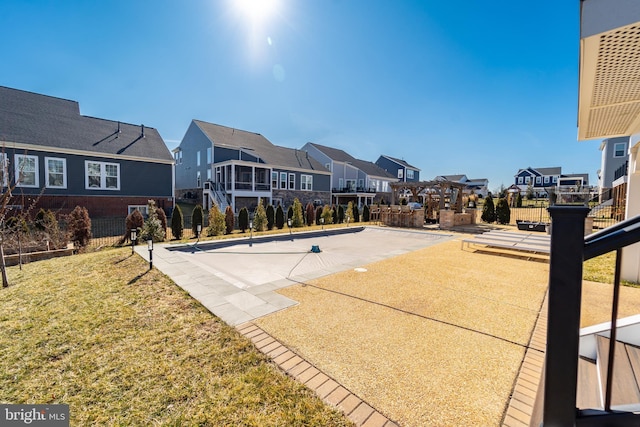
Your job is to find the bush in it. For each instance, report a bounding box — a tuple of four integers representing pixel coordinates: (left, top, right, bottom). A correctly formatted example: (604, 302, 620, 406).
(292, 198, 304, 227)
(206, 203, 226, 236)
(287, 205, 293, 223)
(253, 199, 267, 232)
(495, 198, 511, 225)
(156, 207, 167, 233)
(191, 204, 204, 235)
(516, 193, 523, 208)
(481, 197, 496, 223)
(266, 204, 275, 230)
(337, 205, 344, 224)
(346, 202, 354, 223)
(125, 209, 144, 243)
(68, 206, 92, 248)
(305, 203, 315, 226)
(275, 205, 285, 229)
(331, 205, 338, 224)
(238, 207, 249, 232)
(362, 205, 370, 222)
(353, 205, 360, 223)
(322, 205, 334, 225)
(315, 206, 323, 225)
(141, 200, 166, 242)
(225, 206, 235, 234)
(171, 205, 184, 240)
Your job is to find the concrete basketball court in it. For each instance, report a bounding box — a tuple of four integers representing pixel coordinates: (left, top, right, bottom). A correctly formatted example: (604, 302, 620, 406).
(136, 227, 453, 325)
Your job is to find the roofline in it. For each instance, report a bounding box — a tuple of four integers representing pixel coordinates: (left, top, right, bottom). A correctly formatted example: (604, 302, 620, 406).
(380, 154, 421, 171)
(0, 140, 174, 165)
(212, 159, 332, 175)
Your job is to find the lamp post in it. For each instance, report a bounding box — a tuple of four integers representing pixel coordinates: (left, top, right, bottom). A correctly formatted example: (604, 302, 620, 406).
(346, 215, 350, 227)
(196, 224, 202, 240)
(320, 217, 324, 231)
(147, 239, 153, 270)
(131, 229, 137, 254)
(249, 220, 253, 247)
(287, 218, 292, 239)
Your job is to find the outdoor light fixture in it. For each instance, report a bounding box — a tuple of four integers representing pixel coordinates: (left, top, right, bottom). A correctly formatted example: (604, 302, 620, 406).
(287, 218, 292, 239)
(131, 229, 137, 254)
(249, 220, 253, 247)
(346, 215, 350, 226)
(320, 217, 324, 231)
(196, 224, 202, 239)
(445, 202, 450, 210)
(147, 239, 153, 270)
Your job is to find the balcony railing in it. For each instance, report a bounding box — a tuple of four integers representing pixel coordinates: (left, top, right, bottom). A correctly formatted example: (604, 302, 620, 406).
(533, 206, 640, 426)
(614, 161, 629, 181)
(331, 186, 377, 193)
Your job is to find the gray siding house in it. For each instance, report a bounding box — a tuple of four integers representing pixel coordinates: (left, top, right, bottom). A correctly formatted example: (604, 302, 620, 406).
(174, 121, 331, 212)
(514, 167, 589, 198)
(0, 86, 174, 217)
(302, 142, 397, 206)
(598, 136, 629, 201)
(375, 155, 420, 182)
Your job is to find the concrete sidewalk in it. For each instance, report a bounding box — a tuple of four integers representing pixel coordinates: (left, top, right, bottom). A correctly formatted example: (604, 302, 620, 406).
(135, 226, 453, 326)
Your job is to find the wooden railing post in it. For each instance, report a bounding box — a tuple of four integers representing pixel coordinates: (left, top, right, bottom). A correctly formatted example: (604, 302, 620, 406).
(543, 205, 590, 427)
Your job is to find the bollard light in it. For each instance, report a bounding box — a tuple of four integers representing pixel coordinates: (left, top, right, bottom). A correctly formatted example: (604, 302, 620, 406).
(346, 215, 350, 226)
(249, 220, 253, 247)
(131, 229, 137, 254)
(147, 239, 153, 270)
(320, 217, 324, 231)
(196, 224, 202, 239)
(287, 218, 292, 238)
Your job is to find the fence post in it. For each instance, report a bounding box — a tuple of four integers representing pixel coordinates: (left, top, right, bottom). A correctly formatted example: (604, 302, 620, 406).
(542, 205, 590, 427)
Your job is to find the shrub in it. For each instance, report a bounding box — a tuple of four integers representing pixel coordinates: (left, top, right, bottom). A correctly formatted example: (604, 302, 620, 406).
(305, 203, 315, 226)
(191, 204, 204, 235)
(363, 205, 370, 222)
(287, 205, 293, 223)
(171, 205, 184, 240)
(225, 206, 235, 234)
(481, 197, 496, 223)
(292, 198, 304, 227)
(495, 198, 511, 225)
(516, 193, 523, 208)
(331, 205, 338, 224)
(141, 200, 165, 242)
(253, 199, 267, 232)
(206, 203, 226, 236)
(67, 206, 92, 248)
(125, 209, 144, 243)
(353, 205, 360, 223)
(346, 202, 354, 223)
(275, 205, 285, 229)
(266, 204, 275, 230)
(322, 205, 334, 225)
(238, 207, 249, 232)
(156, 207, 167, 233)
(337, 205, 344, 224)
(315, 206, 323, 225)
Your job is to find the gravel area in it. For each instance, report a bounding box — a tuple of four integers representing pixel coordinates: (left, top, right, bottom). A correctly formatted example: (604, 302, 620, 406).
(256, 238, 550, 426)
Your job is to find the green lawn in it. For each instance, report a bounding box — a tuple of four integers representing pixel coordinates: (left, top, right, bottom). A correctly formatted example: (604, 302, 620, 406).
(0, 248, 352, 426)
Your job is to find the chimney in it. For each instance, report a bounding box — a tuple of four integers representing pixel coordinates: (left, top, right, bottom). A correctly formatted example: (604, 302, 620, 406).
(141, 124, 145, 138)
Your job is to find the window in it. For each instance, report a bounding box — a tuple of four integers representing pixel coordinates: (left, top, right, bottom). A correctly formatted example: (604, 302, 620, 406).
(45, 157, 66, 189)
(272, 171, 278, 188)
(197, 151, 201, 167)
(288, 173, 295, 190)
(197, 171, 201, 188)
(128, 205, 148, 216)
(301, 175, 313, 190)
(325, 163, 331, 170)
(398, 169, 404, 179)
(525, 176, 531, 184)
(535, 176, 542, 184)
(552, 176, 558, 183)
(15, 154, 38, 187)
(338, 178, 344, 190)
(544, 176, 550, 184)
(0, 153, 7, 187)
(86, 161, 119, 190)
(407, 169, 414, 179)
(174, 150, 182, 164)
(614, 142, 626, 157)
(358, 179, 364, 189)
(518, 177, 523, 184)
(280, 172, 287, 189)
(178, 151, 182, 164)
(207, 169, 211, 181)
(207, 147, 212, 164)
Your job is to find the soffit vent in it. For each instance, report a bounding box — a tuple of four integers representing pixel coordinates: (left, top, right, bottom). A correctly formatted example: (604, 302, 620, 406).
(587, 102, 640, 138)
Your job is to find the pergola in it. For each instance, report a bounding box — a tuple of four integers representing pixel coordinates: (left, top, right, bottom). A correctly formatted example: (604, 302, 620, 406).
(390, 180, 468, 213)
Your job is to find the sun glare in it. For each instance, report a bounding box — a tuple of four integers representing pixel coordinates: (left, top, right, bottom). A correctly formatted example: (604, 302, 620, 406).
(234, 0, 279, 24)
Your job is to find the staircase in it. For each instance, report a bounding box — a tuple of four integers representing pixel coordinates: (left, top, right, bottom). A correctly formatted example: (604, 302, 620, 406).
(577, 316, 640, 413)
(203, 181, 230, 212)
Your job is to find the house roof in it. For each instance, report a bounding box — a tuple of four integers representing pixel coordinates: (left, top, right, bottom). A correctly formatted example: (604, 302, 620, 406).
(515, 167, 561, 177)
(379, 155, 420, 171)
(194, 120, 327, 172)
(306, 142, 356, 163)
(0, 86, 173, 162)
(350, 158, 396, 179)
(436, 174, 467, 182)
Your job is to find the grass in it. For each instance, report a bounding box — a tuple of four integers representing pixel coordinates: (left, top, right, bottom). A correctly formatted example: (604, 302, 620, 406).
(584, 251, 640, 288)
(0, 248, 352, 426)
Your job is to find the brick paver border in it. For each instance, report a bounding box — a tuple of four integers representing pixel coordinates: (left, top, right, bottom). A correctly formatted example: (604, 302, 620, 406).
(237, 322, 399, 427)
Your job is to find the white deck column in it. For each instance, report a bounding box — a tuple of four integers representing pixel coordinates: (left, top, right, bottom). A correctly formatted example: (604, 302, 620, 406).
(622, 134, 640, 282)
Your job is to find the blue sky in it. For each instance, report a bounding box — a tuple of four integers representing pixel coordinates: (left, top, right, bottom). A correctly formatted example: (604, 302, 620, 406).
(0, 1, 599, 191)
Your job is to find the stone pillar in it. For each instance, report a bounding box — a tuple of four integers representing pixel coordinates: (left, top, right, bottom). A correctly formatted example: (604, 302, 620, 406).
(439, 209, 455, 229)
(466, 208, 477, 225)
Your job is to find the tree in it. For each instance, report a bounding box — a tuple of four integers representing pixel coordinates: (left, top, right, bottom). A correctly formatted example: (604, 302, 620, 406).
(526, 183, 534, 200)
(362, 205, 370, 222)
(287, 205, 294, 223)
(171, 205, 184, 240)
(238, 207, 249, 232)
(353, 205, 360, 223)
(141, 200, 166, 242)
(125, 209, 144, 243)
(315, 206, 323, 225)
(322, 205, 334, 225)
(337, 205, 344, 224)
(305, 203, 315, 226)
(68, 206, 92, 249)
(481, 196, 496, 223)
(275, 205, 285, 229)
(331, 205, 338, 224)
(516, 192, 523, 208)
(156, 207, 167, 234)
(253, 199, 267, 232)
(495, 198, 511, 225)
(206, 203, 226, 236)
(292, 198, 304, 227)
(191, 204, 204, 235)
(224, 205, 235, 234)
(266, 204, 275, 230)
(346, 202, 354, 223)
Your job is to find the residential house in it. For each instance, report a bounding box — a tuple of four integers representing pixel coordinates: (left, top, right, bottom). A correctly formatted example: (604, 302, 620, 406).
(597, 137, 629, 219)
(0, 86, 174, 218)
(434, 174, 489, 198)
(174, 121, 331, 212)
(302, 142, 397, 206)
(375, 155, 420, 182)
(513, 167, 589, 198)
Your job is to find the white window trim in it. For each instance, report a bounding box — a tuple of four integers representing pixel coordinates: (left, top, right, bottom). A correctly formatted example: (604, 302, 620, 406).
(614, 142, 627, 158)
(544, 176, 550, 184)
(525, 176, 531, 184)
(407, 169, 414, 179)
(197, 151, 201, 167)
(288, 173, 295, 190)
(15, 154, 39, 188)
(128, 205, 149, 216)
(207, 147, 212, 164)
(271, 171, 278, 189)
(45, 157, 67, 189)
(85, 160, 120, 190)
(280, 172, 287, 189)
(197, 171, 201, 188)
(0, 153, 7, 187)
(398, 169, 404, 179)
(517, 177, 523, 184)
(535, 176, 542, 184)
(301, 174, 313, 191)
